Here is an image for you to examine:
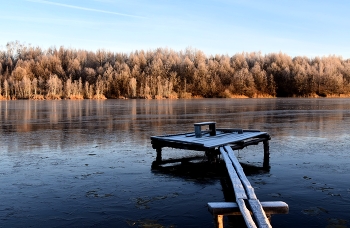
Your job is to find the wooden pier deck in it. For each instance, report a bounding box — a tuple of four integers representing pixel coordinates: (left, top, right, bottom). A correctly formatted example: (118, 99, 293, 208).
(151, 122, 271, 168)
(150, 122, 288, 227)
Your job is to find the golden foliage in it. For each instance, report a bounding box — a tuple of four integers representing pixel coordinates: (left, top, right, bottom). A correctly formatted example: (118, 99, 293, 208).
(1, 42, 350, 99)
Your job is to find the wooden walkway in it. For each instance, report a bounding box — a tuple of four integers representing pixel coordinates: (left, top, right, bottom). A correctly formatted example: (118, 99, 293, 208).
(150, 122, 288, 227)
(208, 146, 288, 228)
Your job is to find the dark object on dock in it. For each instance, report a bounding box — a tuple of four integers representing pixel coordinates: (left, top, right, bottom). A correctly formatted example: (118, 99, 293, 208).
(151, 122, 271, 169)
(194, 121, 217, 137)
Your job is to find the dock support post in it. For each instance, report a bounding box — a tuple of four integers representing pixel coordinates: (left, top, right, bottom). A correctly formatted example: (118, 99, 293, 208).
(214, 215, 224, 228)
(156, 147, 162, 163)
(206, 148, 219, 163)
(263, 140, 270, 169)
(195, 125, 202, 138)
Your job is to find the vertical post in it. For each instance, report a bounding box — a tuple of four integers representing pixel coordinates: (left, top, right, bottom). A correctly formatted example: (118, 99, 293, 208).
(206, 148, 219, 163)
(195, 125, 202, 138)
(267, 214, 272, 223)
(263, 140, 270, 169)
(214, 215, 224, 228)
(156, 147, 162, 163)
(209, 123, 216, 136)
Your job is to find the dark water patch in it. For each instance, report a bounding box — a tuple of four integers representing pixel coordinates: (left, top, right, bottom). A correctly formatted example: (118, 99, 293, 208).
(152, 159, 229, 184)
(327, 218, 349, 228)
(126, 219, 175, 228)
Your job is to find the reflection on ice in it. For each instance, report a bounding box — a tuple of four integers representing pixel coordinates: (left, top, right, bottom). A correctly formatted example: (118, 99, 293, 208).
(0, 98, 350, 227)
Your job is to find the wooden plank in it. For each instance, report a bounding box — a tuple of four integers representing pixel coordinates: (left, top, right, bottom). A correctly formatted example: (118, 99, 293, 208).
(216, 128, 244, 133)
(203, 140, 241, 148)
(220, 147, 247, 200)
(248, 199, 272, 228)
(153, 155, 206, 165)
(229, 138, 267, 150)
(194, 121, 216, 126)
(203, 132, 268, 148)
(243, 129, 262, 133)
(194, 132, 233, 140)
(236, 198, 257, 228)
(208, 201, 289, 216)
(151, 136, 205, 146)
(234, 132, 267, 140)
(259, 201, 289, 214)
(229, 140, 266, 150)
(153, 133, 215, 144)
(216, 128, 261, 133)
(224, 146, 272, 227)
(192, 132, 232, 143)
(224, 146, 257, 199)
(221, 146, 273, 228)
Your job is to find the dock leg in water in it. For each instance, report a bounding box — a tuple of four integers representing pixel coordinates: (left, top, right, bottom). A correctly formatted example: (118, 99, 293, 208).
(151, 147, 163, 168)
(214, 215, 224, 228)
(156, 147, 162, 163)
(263, 140, 270, 169)
(205, 149, 219, 163)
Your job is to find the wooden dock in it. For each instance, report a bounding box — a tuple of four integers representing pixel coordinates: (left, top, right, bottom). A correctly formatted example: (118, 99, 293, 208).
(150, 122, 288, 227)
(151, 122, 271, 169)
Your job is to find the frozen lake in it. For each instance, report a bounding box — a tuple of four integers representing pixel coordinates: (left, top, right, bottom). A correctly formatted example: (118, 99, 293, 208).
(0, 98, 349, 227)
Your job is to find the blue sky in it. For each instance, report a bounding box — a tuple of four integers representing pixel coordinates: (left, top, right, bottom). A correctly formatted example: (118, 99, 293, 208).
(1, 0, 350, 58)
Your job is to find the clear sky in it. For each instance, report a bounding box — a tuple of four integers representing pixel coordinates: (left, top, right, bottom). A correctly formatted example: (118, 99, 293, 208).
(1, 0, 350, 58)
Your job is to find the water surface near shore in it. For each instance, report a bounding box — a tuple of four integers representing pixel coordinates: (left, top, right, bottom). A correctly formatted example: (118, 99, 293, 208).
(0, 98, 349, 227)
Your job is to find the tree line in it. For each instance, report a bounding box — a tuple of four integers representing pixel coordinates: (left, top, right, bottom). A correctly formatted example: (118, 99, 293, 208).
(1, 41, 350, 100)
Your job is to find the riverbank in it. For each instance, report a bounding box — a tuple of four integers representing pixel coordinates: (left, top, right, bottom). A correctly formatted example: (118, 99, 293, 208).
(1, 92, 350, 101)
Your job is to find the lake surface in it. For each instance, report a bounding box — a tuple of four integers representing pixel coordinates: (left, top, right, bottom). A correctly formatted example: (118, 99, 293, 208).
(0, 98, 349, 228)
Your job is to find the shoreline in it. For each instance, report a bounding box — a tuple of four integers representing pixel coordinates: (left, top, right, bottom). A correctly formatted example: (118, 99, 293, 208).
(1, 94, 350, 101)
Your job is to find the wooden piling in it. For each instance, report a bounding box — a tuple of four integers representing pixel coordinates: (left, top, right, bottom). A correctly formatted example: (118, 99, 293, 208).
(156, 147, 162, 163)
(263, 140, 270, 169)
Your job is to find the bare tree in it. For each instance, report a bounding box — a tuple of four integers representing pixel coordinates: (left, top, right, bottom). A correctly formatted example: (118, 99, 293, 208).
(31, 77, 38, 97)
(84, 81, 94, 99)
(3, 79, 9, 99)
(17, 75, 32, 99)
(46, 74, 62, 99)
(64, 77, 73, 98)
(94, 75, 105, 99)
(129, 77, 137, 98)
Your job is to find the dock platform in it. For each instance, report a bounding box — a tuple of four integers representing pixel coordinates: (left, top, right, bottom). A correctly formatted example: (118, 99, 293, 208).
(151, 122, 271, 168)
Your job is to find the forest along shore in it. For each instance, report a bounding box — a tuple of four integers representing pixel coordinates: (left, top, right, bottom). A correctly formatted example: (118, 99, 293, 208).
(1, 41, 350, 100)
